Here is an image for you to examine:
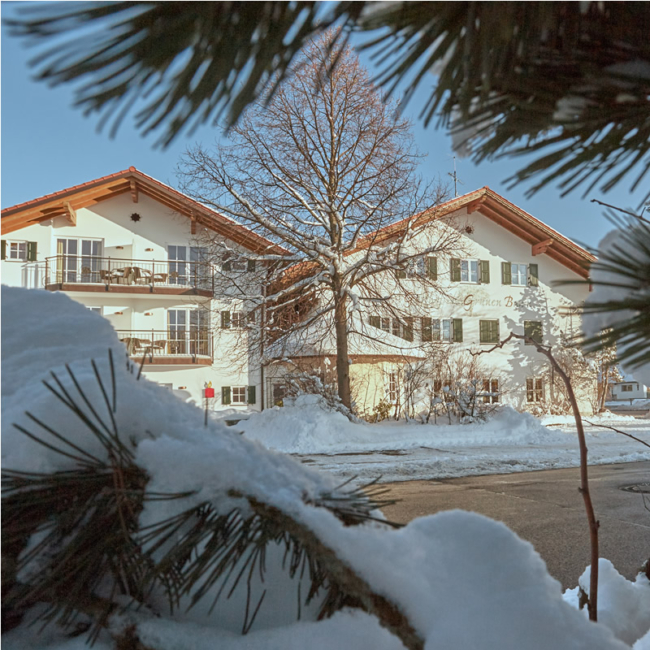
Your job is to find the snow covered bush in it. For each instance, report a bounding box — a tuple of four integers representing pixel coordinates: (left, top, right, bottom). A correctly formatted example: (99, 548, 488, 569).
(2, 287, 646, 650)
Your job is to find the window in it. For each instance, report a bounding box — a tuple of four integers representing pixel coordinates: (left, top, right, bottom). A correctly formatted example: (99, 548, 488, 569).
(403, 256, 437, 279)
(221, 310, 254, 329)
(2, 240, 38, 262)
(450, 258, 489, 283)
(223, 385, 256, 405)
(370, 315, 414, 341)
(482, 379, 499, 404)
(524, 321, 543, 345)
(57, 238, 102, 282)
(621, 384, 634, 392)
(222, 253, 255, 273)
(169, 245, 209, 286)
(231, 312, 246, 328)
(232, 386, 247, 404)
(421, 318, 463, 343)
(168, 308, 210, 355)
(526, 378, 544, 403)
(461, 259, 478, 283)
(388, 372, 399, 404)
(9, 242, 26, 260)
(502, 262, 538, 287)
(511, 263, 527, 286)
(479, 319, 500, 344)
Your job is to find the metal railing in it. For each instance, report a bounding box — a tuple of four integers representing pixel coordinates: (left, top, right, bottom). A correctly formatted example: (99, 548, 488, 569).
(116, 329, 212, 360)
(44, 255, 214, 292)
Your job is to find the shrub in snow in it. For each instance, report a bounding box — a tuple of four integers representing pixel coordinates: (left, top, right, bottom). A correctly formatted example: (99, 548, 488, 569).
(1, 288, 640, 650)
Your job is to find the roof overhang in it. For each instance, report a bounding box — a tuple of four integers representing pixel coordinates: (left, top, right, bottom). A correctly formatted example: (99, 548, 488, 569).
(363, 187, 595, 279)
(1, 167, 287, 256)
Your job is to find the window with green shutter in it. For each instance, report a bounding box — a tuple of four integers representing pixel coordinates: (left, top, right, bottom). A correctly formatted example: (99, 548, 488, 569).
(395, 267, 407, 279)
(479, 260, 490, 284)
(427, 256, 437, 280)
(421, 317, 432, 342)
(450, 258, 461, 282)
(221, 311, 231, 329)
(479, 319, 500, 344)
(524, 321, 543, 345)
(247, 259, 256, 272)
(501, 261, 512, 285)
(247, 386, 256, 404)
(222, 386, 231, 405)
(452, 318, 463, 343)
(528, 263, 539, 287)
(369, 315, 381, 329)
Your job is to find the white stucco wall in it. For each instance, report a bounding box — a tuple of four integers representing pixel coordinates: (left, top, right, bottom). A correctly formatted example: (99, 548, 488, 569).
(2, 193, 262, 410)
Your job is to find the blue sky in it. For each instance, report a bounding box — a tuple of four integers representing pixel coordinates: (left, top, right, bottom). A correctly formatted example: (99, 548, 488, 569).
(2, 2, 647, 251)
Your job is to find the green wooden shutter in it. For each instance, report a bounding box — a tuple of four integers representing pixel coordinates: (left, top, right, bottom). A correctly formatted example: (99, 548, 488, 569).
(247, 259, 256, 272)
(404, 317, 414, 342)
(427, 256, 438, 280)
(478, 320, 490, 343)
(492, 320, 500, 343)
(479, 260, 490, 284)
(501, 262, 512, 285)
(247, 386, 256, 404)
(528, 264, 539, 287)
(369, 315, 381, 328)
(395, 267, 407, 279)
(222, 259, 232, 272)
(27, 242, 38, 262)
(452, 318, 463, 343)
(421, 317, 432, 342)
(1, 240, 6, 260)
(222, 386, 231, 405)
(525, 321, 542, 344)
(450, 258, 461, 282)
(221, 311, 231, 329)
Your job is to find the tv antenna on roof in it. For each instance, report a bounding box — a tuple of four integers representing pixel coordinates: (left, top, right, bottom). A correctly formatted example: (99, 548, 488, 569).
(448, 156, 464, 197)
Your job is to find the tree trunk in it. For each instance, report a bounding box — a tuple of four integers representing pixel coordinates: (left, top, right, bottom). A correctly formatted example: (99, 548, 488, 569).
(334, 293, 351, 409)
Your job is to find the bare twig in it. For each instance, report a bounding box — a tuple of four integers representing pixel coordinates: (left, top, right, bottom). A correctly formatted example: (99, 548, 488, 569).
(583, 420, 650, 450)
(473, 332, 600, 621)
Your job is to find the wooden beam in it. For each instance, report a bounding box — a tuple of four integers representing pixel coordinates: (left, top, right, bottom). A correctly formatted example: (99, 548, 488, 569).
(532, 238, 554, 256)
(130, 179, 139, 203)
(190, 212, 197, 235)
(63, 201, 77, 226)
(466, 197, 486, 214)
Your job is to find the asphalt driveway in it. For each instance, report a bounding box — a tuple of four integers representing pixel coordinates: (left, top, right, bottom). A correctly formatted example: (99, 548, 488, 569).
(380, 460, 650, 589)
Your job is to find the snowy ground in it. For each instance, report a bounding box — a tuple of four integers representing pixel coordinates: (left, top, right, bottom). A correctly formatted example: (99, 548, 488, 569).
(238, 397, 650, 484)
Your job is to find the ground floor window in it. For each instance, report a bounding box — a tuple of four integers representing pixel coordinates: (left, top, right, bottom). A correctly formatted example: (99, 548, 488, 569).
(482, 379, 499, 404)
(223, 385, 256, 405)
(526, 377, 544, 403)
(388, 371, 399, 404)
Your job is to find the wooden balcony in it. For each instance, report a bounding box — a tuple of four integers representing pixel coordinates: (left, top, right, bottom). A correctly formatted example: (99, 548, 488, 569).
(117, 329, 213, 365)
(44, 256, 214, 297)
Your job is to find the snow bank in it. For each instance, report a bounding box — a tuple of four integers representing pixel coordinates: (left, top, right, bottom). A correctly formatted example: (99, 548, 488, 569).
(564, 559, 650, 646)
(241, 397, 566, 454)
(540, 412, 638, 427)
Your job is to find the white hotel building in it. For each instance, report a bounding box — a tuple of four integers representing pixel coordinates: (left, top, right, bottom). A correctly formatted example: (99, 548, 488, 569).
(1, 167, 596, 415)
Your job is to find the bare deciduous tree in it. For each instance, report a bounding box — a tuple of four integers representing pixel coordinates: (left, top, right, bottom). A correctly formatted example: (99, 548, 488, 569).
(178, 33, 459, 409)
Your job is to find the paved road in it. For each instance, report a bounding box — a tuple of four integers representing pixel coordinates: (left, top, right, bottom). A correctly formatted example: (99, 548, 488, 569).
(380, 460, 650, 590)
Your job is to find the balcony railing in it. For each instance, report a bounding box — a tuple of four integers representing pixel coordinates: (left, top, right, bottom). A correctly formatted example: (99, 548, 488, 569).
(116, 329, 212, 362)
(44, 256, 214, 293)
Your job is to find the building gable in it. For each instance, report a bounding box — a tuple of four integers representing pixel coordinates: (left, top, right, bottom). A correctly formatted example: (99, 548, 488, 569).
(1, 167, 286, 256)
